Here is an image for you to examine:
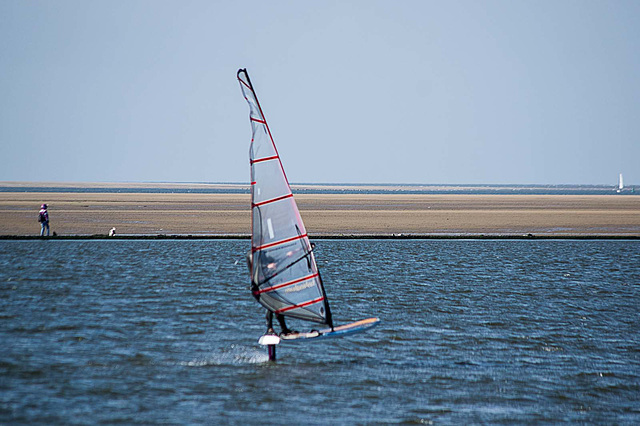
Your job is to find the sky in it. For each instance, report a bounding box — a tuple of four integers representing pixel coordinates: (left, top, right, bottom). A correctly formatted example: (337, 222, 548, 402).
(1, 1, 638, 185)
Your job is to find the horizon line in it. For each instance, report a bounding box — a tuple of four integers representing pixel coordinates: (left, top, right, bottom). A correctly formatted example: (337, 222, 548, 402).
(0, 180, 635, 188)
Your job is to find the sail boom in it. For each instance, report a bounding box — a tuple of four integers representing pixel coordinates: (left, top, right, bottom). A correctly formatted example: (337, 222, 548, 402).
(253, 272, 320, 295)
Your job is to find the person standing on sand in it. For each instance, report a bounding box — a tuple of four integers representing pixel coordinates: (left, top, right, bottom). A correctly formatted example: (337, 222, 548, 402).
(38, 204, 50, 237)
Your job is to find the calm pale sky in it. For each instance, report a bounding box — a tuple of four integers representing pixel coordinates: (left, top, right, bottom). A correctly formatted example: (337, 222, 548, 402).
(1, 1, 638, 185)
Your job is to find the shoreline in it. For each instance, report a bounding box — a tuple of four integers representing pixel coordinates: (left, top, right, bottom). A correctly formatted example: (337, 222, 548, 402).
(1, 187, 639, 238)
(2, 234, 639, 240)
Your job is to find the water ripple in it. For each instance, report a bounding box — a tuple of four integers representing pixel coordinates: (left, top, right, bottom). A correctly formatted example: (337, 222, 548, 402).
(1, 239, 639, 424)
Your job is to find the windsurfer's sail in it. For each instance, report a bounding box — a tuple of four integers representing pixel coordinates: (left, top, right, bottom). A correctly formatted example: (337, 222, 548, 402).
(237, 69, 333, 328)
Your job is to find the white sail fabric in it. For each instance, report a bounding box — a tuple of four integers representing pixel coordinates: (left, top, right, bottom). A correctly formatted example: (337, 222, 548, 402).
(237, 69, 332, 326)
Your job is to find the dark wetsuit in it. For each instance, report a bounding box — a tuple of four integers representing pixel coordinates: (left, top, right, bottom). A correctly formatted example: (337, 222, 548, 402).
(246, 250, 292, 334)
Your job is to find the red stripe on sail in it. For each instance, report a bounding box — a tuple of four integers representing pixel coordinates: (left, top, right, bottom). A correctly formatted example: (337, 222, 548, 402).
(252, 193, 293, 208)
(253, 233, 307, 252)
(239, 77, 252, 91)
(254, 273, 319, 295)
(275, 296, 325, 314)
(251, 117, 267, 124)
(251, 155, 279, 164)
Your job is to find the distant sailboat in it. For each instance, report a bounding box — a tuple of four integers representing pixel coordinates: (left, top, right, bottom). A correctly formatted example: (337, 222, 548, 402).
(617, 173, 624, 193)
(237, 69, 379, 361)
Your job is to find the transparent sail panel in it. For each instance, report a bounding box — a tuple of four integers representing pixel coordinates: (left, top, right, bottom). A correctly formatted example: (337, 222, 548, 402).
(251, 159, 291, 205)
(238, 69, 331, 326)
(253, 236, 328, 323)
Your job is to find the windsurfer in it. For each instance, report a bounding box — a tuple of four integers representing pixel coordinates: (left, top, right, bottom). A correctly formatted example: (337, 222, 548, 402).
(246, 250, 296, 336)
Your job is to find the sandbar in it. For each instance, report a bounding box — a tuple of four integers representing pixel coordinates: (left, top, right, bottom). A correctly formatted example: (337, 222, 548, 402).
(1, 185, 639, 237)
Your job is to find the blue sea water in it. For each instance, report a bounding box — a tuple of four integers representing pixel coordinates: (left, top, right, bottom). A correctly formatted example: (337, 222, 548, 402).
(0, 183, 635, 195)
(0, 240, 638, 424)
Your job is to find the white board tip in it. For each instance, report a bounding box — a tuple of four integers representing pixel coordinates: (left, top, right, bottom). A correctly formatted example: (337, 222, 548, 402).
(258, 334, 281, 346)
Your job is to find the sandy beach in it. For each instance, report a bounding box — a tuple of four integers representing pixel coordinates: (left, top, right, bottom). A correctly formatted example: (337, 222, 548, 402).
(1, 184, 639, 237)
